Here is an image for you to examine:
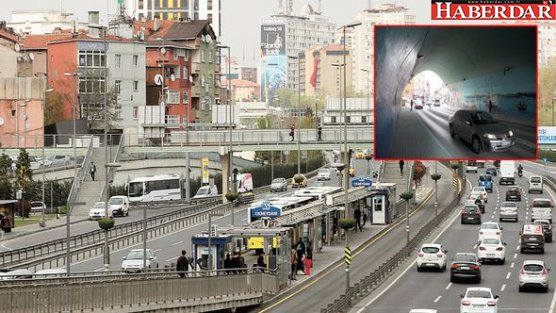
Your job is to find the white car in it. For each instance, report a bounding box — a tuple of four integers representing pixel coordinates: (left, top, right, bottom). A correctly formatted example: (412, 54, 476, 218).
(471, 187, 488, 203)
(477, 237, 506, 264)
(121, 249, 159, 273)
(0, 269, 33, 280)
(416, 243, 448, 272)
(478, 222, 503, 242)
(410, 310, 438, 313)
(460, 287, 499, 313)
(531, 198, 553, 223)
(109, 196, 130, 217)
(88, 202, 109, 220)
(317, 168, 331, 181)
(519, 260, 550, 292)
(499, 202, 518, 222)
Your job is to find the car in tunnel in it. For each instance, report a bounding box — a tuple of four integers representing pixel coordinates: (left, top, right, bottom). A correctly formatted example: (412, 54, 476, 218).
(449, 110, 514, 154)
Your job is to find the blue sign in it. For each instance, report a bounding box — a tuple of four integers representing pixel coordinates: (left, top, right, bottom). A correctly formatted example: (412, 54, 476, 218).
(539, 127, 556, 144)
(352, 177, 373, 187)
(250, 201, 282, 220)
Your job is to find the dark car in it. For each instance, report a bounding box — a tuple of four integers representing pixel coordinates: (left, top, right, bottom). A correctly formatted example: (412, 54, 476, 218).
(486, 167, 497, 176)
(461, 205, 481, 224)
(505, 187, 522, 201)
(450, 252, 481, 283)
(449, 110, 514, 154)
(534, 219, 553, 243)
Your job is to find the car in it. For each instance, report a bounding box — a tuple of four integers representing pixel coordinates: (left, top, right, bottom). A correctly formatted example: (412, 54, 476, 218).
(416, 243, 448, 272)
(459, 287, 499, 313)
(291, 174, 308, 188)
(317, 168, 331, 181)
(477, 160, 486, 168)
(30, 201, 46, 214)
(109, 196, 130, 217)
(505, 187, 521, 201)
(499, 202, 518, 222)
(471, 187, 488, 203)
(450, 252, 482, 283)
(88, 202, 109, 220)
(477, 237, 506, 264)
(449, 109, 514, 154)
(485, 167, 497, 176)
(414, 100, 424, 109)
(270, 178, 288, 192)
(478, 222, 503, 242)
(493, 160, 500, 168)
(48, 155, 72, 167)
(461, 205, 481, 224)
(313, 181, 326, 187)
(29, 156, 43, 170)
(519, 260, 550, 292)
(528, 176, 543, 194)
(466, 161, 478, 173)
(531, 198, 553, 223)
(348, 167, 355, 177)
(121, 249, 159, 273)
(466, 197, 485, 213)
(35, 268, 67, 278)
(534, 219, 553, 242)
(478, 175, 493, 193)
(520, 224, 545, 253)
(0, 269, 33, 280)
(409, 310, 438, 313)
(425, 99, 434, 108)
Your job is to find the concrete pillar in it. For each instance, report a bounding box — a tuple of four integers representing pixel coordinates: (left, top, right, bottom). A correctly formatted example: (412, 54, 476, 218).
(221, 152, 230, 203)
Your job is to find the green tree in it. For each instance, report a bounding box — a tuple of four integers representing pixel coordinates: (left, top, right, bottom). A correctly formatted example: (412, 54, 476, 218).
(0, 154, 14, 199)
(257, 116, 272, 129)
(44, 91, 66, 126)
(15, 149, 34, 199)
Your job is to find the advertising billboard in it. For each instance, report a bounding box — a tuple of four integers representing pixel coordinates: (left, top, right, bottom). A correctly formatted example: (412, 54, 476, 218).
(260, 24, 287, 102)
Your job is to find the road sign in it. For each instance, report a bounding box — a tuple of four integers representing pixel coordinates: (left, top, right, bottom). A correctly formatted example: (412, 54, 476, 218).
(154, 74, 163, 86)
(352, 177, 372, 187)
(344, 247, 352, 265)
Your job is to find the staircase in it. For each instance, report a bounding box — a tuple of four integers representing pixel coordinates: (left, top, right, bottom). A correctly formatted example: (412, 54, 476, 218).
(71, 147, 114, 216)
(379, 160, 413, 195)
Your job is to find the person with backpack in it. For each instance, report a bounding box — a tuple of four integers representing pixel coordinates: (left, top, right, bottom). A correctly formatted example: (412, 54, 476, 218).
(89, 161, 97, 181)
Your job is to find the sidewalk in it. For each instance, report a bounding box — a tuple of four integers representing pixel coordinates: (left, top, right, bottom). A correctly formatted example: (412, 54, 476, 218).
(0, 215, 88, 243)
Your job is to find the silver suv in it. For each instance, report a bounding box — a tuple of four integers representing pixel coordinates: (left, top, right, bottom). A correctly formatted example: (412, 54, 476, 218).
(519, 260, 550, 292)
(449, 110, 514, 154)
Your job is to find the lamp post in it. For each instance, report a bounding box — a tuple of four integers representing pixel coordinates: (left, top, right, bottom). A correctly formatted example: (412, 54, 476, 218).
(297, 51, 303, 175)
(40, 88, 54, 228)
(63, 72, 82, 181)
(103, 162, 121, 271)
(217, 45, 233, 213)
(361, 69, 371, 111)
(66, 201, 86, 274)
(208, 213, 224, 272)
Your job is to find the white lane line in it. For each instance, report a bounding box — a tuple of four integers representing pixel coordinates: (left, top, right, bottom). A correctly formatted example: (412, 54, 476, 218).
(513, 253, 518, 258)
(506, 272, 511, 279)
(473, 244, 478, 249)
(355, 198, 462, 313)
(0, 244, 13, 251)
(501, 284, 506, 291)
(516, 246, 520, 251)
(446, 283, 452, 290)
(171, 240, 184, 246)
(511, 262, 515, 268)
(165, 257, 176, 262)
(491, 215, 495, 219)
(94, 267, 105, 272)
(433, 296, 442, 303)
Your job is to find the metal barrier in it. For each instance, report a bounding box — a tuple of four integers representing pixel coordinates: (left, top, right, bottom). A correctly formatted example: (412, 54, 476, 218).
(0, 269, 279, 313)
(66, 137, 94, 210)
(321, 176, 466, 313)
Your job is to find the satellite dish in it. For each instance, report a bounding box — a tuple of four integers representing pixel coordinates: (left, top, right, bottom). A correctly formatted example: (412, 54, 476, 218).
(29, 53, 34, 61)
(14, 43, 21, 52)
(0, 117, 4, 125)
(160, 47, 166, 55)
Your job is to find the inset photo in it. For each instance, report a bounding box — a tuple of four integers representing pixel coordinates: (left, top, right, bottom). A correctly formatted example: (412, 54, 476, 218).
(374, 25, 537, 160)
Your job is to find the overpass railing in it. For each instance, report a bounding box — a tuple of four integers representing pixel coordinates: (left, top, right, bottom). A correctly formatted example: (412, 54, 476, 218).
(66, 136, 95, 210)
(0, 269, 279, 313)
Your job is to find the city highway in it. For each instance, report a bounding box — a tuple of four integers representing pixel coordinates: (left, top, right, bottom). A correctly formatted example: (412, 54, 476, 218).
(388, 106, 536, 159)
(258, 162, 455, 313)
(352, 163, 556, 312)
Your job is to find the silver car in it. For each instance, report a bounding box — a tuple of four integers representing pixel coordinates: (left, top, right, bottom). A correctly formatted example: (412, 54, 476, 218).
(519, 260, 550, 292)
(270, 178, 288, 192)
(499, 202, 518, 222)
(449, 110, 514, 154)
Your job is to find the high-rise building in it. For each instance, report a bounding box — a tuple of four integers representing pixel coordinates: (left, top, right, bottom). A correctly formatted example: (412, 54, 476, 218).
(300, 44, 352, 98)
(260, 4, 336, 104)
(349, 4, 416, 100)
(124, 0, 222, 38)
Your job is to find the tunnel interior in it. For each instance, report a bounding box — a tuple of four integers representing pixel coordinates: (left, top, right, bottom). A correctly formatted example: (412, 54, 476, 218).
(375, 26, 537, 158)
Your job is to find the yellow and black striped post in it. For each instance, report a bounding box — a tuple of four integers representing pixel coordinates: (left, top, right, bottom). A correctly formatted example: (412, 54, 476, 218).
(344, 246, 352, 265)
(452, 175, 458, 189)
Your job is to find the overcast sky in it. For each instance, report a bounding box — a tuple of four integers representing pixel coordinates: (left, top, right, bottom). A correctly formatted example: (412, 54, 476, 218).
(0, 0, 429, 66)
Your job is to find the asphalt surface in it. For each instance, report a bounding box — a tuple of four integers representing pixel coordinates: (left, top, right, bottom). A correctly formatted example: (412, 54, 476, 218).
(256, 161, 455, 313)
(352, 162, 556, 312)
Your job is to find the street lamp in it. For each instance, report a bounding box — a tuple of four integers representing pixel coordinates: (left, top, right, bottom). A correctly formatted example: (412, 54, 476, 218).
(103, 162, 121, 271)
(217, 45, 233, 212)
(208, 213, 224, 272)
(361, 69, 371, 110)
(297, 51, 303, 175)
(40, 87, 54, 228)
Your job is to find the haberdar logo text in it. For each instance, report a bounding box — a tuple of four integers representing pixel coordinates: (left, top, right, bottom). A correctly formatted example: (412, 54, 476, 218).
(431, 0, 556, 20)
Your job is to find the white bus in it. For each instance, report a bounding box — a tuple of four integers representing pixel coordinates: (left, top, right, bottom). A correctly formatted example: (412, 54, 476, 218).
(292, 186, 342, 201)
(247, 196, 313, 224)
(128, 174, 182, 202)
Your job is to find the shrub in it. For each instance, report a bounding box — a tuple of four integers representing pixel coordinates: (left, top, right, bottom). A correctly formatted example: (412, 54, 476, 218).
(339, 218, 356, 230)
(98, 217, 115, 230)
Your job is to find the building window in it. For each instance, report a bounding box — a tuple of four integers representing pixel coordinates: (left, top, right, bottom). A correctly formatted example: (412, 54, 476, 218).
(361, 116, 367, 123)
(133, 81, 139, 92)
(133, 106, 139, 119)
(182, 91, 188, 104)
(331, 116, 337, 123)
(78, 77, 106, 94)
(182, 65, 188, 80)
(138, 0, 144, 9)
(133, 55, 138, 66)
(78, 50, 105, 67)
(166, 90, 180, 104)
(115, 80, 121, 94)
(207, 13, 213, 23)
(115, 54, 121, 68)
(207, 0, 213, 10)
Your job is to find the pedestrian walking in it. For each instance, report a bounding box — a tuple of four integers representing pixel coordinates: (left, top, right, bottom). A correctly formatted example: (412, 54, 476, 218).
(410, 99, 414, 111)
(488, 99, 493, 113)
(317, 126, 322, 141)
(290, 247, 297, 280)
(89, 161, 96, 181)
(176, 250, 189, 278)
(354, 207, 363, 232)
(289, 125, 295, 141)
(224, 253, 232, 274)
(257, 252, 267, 270)
(399, 160, 405, 176)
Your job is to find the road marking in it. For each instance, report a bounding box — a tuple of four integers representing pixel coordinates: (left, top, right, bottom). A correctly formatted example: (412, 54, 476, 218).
(354, 194, 461, 313)
(506, 272, 511, 279)
(94, 267, 105, 272)
(433, 296, 442, 303)
(501, 284, 506, 291)
(473, 244, 478, 249)
(0, 244, 13, 251)
(171, 241, 184, 246)
(446, 283, 452, 290)
(511, 262, 515, 268)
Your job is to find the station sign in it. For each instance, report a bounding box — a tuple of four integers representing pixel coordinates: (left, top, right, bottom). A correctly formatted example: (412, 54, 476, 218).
(251, 201, 281, 218)
(352, 177, 373, 187)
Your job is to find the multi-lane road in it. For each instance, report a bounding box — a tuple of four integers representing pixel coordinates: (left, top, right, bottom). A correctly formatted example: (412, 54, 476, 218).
(352, 162, 556, 312)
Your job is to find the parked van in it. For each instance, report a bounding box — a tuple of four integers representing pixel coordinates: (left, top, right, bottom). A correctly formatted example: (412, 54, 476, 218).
(531, 198, 553, 223)
(520, 224, 545, 253)
(108, 196, 130, 217)
(528, 176, 543, 194)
